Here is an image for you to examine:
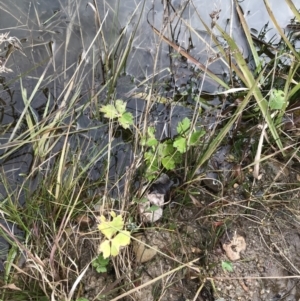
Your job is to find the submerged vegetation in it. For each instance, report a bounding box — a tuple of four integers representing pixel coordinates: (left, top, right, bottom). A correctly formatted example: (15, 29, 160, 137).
(0, 0, 300, 300)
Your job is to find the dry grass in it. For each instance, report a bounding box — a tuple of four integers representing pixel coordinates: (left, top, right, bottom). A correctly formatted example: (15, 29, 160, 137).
(0, 0, 300, 301)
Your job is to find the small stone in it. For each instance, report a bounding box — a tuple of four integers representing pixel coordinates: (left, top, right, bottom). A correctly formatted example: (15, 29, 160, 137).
(233, 183, 239, 188)
(132, 234, 158, 263)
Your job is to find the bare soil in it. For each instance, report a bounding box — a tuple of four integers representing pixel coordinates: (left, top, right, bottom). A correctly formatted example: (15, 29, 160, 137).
(55, 160, 300, 301)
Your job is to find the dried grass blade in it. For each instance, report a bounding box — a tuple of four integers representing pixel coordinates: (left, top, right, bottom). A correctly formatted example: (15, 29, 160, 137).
(110, 258, 199, 301)
(150, 25, 229, 89)
(193, 13, 247, 84)
(285, 0, 300, 23)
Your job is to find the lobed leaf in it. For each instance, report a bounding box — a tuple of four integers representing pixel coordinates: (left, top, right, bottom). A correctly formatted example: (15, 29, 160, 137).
(146, 137, 158, 147)
(269, 89, 285, 110)
(119, 112, 134, 129)
(190, 130, 205, 146)
(158, 140, 174, 158)
(111, 231, 131, 251)
(162, 155, 175, 170)
(98, 212, 124, 239)
(221, 260, 233, 272)
(100, 104, 119, 119)
(173, 136, 187, 153)
(177, 117, 190, 135)
(115, 99, 127, 114)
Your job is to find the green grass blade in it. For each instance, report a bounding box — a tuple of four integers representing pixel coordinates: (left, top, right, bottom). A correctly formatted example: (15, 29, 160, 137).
(7, 59, 52, 145)
(195, 14, 247, 84)
(111, 1, 146, 89)
(288, 81, 300, 100)
(235, 0, 261, 71)
(215, 23, 284, 154)
(192, 71, 265, 176)
(264, 0, 300, 61)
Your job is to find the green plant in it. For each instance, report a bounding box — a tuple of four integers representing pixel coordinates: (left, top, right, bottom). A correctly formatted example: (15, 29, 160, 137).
(269, 89, 286, 111)
(98, 211, 131, 258)
(221, 260, 233, 273)
(141, 117, 205, 179)
(100, 99, 134, 129)
(92, 253, 110, 273)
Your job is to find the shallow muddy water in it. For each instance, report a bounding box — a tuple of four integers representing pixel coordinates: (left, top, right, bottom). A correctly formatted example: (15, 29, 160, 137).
(0, 4, 296, 181)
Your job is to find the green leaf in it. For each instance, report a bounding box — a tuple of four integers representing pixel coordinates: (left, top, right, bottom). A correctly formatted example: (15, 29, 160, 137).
(145, 171, 157, 181)
(221, 260, 233, 272)
(92, 254, 109, 273)
(148, 127, 156, 137)
(144, 150, 155, 163)
(177, 117, 190, 135)
(119, 112, 133, 129)
(76, 298, 89, 301)
(269, 89, 286, 110)
(189, 130, 205, 146)
(93, 254, 109, 266)
(173, 150, 182, 164)
(96, 266, 107, 273)
(115, 99, 127, 114)
(147, 163, 160, 175)
(140, 137, 147, 146)
(100, 100, 133, 129)
(146, 137, 158, 147)
(158, 140, 174, 158)
(135, 197, 148, 204)
(147, 205, 161, 212)
(144, 152, 159, 175)
(100, 104, 119, 119)
(140, 127, 157, 146)
(173, 136, 187, 153)
(101, 231, 130, 258)
(110, 241, 119, 257)
(162, 155, 175, 170)
(145, 127, 158, 146)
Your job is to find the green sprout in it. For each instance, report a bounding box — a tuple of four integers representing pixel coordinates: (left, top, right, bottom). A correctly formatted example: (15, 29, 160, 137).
(92, 253, 110, 273)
